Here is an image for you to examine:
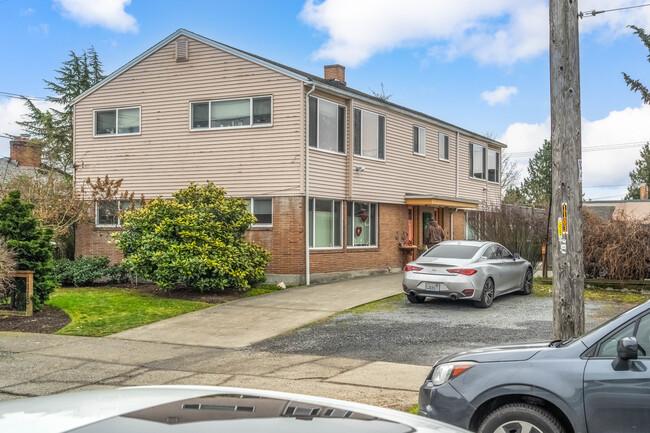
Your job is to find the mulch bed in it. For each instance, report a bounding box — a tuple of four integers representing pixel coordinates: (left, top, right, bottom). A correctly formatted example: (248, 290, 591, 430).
(0, 284, 242, 335)
(0, 305, 71, 334)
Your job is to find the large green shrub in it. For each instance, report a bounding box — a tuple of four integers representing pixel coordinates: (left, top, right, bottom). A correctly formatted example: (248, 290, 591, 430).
(0, 238, 17, 300)
(55, 256, 130, 287)
(113, 183, 271, 292)
(0, 191, 58, 310)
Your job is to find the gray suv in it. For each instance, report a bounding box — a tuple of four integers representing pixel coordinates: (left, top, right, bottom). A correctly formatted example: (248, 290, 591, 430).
(419, 300, 650, 433)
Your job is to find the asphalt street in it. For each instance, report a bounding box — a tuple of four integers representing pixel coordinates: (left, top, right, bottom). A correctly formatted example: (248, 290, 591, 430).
(250, 293, 631, 365)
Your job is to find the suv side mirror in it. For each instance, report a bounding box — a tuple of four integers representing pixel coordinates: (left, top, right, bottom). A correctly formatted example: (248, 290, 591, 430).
(612, 337, 639, 371)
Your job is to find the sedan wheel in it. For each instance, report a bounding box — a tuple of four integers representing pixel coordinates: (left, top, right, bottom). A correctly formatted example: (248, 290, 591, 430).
(520, 268, 533, 295)
(406, 293, 425, 303)
(474, 278, 495, 308)
(478, 403, 564, 433)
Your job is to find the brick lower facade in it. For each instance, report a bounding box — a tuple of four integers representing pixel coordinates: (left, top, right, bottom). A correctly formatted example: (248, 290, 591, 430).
(75, 196, 469, 284)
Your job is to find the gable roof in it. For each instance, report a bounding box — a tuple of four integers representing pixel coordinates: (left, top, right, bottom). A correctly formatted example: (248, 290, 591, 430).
(73, 28, 506, 149)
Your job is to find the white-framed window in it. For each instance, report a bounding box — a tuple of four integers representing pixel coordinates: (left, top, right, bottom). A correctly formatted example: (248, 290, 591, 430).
(308, 97, 346, 154)
(190, 96, 272, 130)
(470, 143, 486, 180)
(94, 106, 141, 136)
(309, 198, 342, 249)
(354, 108, 385, 160)
(439, 133, 450, 161)
(487, 149, 500, 183)
(244, 197, 273, 226)
(413, 126, 426, 155)
(347, 201, 378, 247)
(95, 200, 140, 227)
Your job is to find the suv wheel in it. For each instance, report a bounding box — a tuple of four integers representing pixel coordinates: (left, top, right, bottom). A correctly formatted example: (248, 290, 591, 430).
(478, 403, 564, 433)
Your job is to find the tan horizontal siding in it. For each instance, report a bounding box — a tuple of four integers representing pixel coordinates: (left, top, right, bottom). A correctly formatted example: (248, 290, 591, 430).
(74, 36, 304, 199)
(308, 149, 348, 199)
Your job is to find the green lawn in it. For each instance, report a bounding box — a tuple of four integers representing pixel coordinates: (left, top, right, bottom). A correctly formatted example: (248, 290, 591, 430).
(47, 287, 211, 337)
(533, 279, 650, 304)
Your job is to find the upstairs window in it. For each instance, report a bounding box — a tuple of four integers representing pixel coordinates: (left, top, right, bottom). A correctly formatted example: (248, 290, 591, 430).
(354, 108, 385, 160)
(308, 97, 346, 153)
(245, 197, 273, 226)
(487, 149, 500, 183)
(191, 96, 272, 130)
(413, 126, 426, 155)
(439, 133, 450, 161)
(470, 143, 486, 180)
(95, 107, 140, 136)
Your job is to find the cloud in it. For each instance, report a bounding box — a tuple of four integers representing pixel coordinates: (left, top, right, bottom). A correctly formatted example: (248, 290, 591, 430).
(482, 86, 518, 106)
(500, 104, 650, 200)
(20, 8, 35, 16)
(300, 0, 650, 67)
(54, 0, 138, 33)
(28, 24, 49, 36)
(0, 97, 56, 157)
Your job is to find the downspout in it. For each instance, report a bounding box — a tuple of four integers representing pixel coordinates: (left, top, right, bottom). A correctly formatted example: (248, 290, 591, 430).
(456, 131, 460, 198)
(305, 83, 316, 286)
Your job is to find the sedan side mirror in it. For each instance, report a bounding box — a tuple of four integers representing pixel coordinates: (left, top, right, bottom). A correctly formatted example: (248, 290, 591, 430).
(513, 253, 521, 260)
(612, 337, 639, 371)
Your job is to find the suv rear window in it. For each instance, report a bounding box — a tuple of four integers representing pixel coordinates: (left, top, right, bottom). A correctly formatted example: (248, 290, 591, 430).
(423, 244, 480, 259)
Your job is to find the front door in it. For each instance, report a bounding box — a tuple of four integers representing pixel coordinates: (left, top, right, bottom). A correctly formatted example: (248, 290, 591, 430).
(422, 209, 441, 243)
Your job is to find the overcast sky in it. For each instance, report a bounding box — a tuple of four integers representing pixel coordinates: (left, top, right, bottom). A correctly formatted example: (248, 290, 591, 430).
(1, 0, 650, 200)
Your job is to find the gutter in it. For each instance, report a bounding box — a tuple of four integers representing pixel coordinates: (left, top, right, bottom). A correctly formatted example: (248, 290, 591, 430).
(305, 84, 316, 286)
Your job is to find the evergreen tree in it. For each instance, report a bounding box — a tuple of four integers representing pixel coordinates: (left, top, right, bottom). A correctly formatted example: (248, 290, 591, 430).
(622, 25, 650, 105)
(18, 47, 104, 173)
(519, 140, 552, 206)
(624, 143, 650, 199)
(0, 191, 58, 311)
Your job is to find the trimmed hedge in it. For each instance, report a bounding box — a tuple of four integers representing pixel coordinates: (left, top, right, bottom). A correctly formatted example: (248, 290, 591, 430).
(55, 256, 129, 287)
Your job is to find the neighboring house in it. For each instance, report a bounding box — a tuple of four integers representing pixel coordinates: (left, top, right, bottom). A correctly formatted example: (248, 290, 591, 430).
(584, 186, 650, 221)
(0, 136, 43, 188)
(72, 29, 504, 284)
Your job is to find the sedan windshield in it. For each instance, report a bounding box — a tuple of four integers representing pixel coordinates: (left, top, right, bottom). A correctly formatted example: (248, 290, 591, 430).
(423, 244, 480, 259)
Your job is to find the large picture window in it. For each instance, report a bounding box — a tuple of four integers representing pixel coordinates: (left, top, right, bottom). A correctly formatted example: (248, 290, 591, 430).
(191, 96, 272, 130)
(487, 149, 500, 183)
(347, 201, 378, 247)
(470, 143, 486, 180)
(308, 97, 346, 153)
(413, 126, 426, 155)
(354, 108, 385, 160)
(309, 198, 342, 248)
(94, 107, 140, 136)
(96, 200, 140, 227)
(439, 133, 450, 161)
(244, 197, 272, 226)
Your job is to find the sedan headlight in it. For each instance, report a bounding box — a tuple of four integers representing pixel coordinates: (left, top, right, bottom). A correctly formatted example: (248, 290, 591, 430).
(431, 361, 476, 386)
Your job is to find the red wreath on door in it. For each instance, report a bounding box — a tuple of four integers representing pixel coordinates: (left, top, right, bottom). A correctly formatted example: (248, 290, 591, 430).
(355, 226, 362, 237)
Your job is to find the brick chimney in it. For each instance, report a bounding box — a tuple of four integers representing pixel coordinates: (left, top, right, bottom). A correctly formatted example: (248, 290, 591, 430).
(641, 185, 649, 200)
(10, 135, 41, 167)
(324, 64, 346, 86)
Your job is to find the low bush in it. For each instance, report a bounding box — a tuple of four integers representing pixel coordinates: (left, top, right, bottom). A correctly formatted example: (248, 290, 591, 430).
(55, 256, 130, 287)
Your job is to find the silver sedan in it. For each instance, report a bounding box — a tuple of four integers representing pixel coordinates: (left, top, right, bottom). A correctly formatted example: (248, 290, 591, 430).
(402, 240, 533, 308)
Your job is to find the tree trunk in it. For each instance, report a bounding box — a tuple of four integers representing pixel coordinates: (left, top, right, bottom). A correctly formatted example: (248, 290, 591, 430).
(549, 0, 585, 338)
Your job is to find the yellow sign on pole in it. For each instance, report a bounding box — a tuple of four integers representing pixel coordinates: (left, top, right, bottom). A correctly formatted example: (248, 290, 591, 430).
(562, 203, 567, 233)
(558, 218, 563, 239)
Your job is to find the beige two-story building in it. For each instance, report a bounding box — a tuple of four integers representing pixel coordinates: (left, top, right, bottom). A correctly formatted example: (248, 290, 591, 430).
(72, 29, 504, 285)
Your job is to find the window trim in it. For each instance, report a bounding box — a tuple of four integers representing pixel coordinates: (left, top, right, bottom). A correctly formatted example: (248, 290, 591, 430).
(309, 198, 343, 250)
(438, 132, 450, 162)
(95, 200, 136, 228)
(245, 197, 273, 227)
(309, 96, 347, 155)
(189, 95, 273, 131)
(413, 125, 426, 156)
(93, 106, 142, 138)
(469, 142, 487, 180)
(354, 107, 386, 161)
(346, 201, 379, 248)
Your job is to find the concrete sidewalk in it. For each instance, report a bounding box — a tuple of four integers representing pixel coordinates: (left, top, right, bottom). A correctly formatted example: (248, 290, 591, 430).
(1, 273, 431, 410)
(110, 273, 404, 347)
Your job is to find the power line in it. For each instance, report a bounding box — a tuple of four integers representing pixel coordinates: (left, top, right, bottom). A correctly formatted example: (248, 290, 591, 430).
(0, 91, 48, 101)
(579, 3, 650, 18)
(507, 140, 649, 158)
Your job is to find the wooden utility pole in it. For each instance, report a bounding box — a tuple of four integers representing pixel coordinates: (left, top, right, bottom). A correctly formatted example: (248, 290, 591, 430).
(550, 0, 585, 338)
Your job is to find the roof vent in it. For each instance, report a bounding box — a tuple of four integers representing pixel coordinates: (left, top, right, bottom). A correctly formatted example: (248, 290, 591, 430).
(176, 40, 189, 62)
